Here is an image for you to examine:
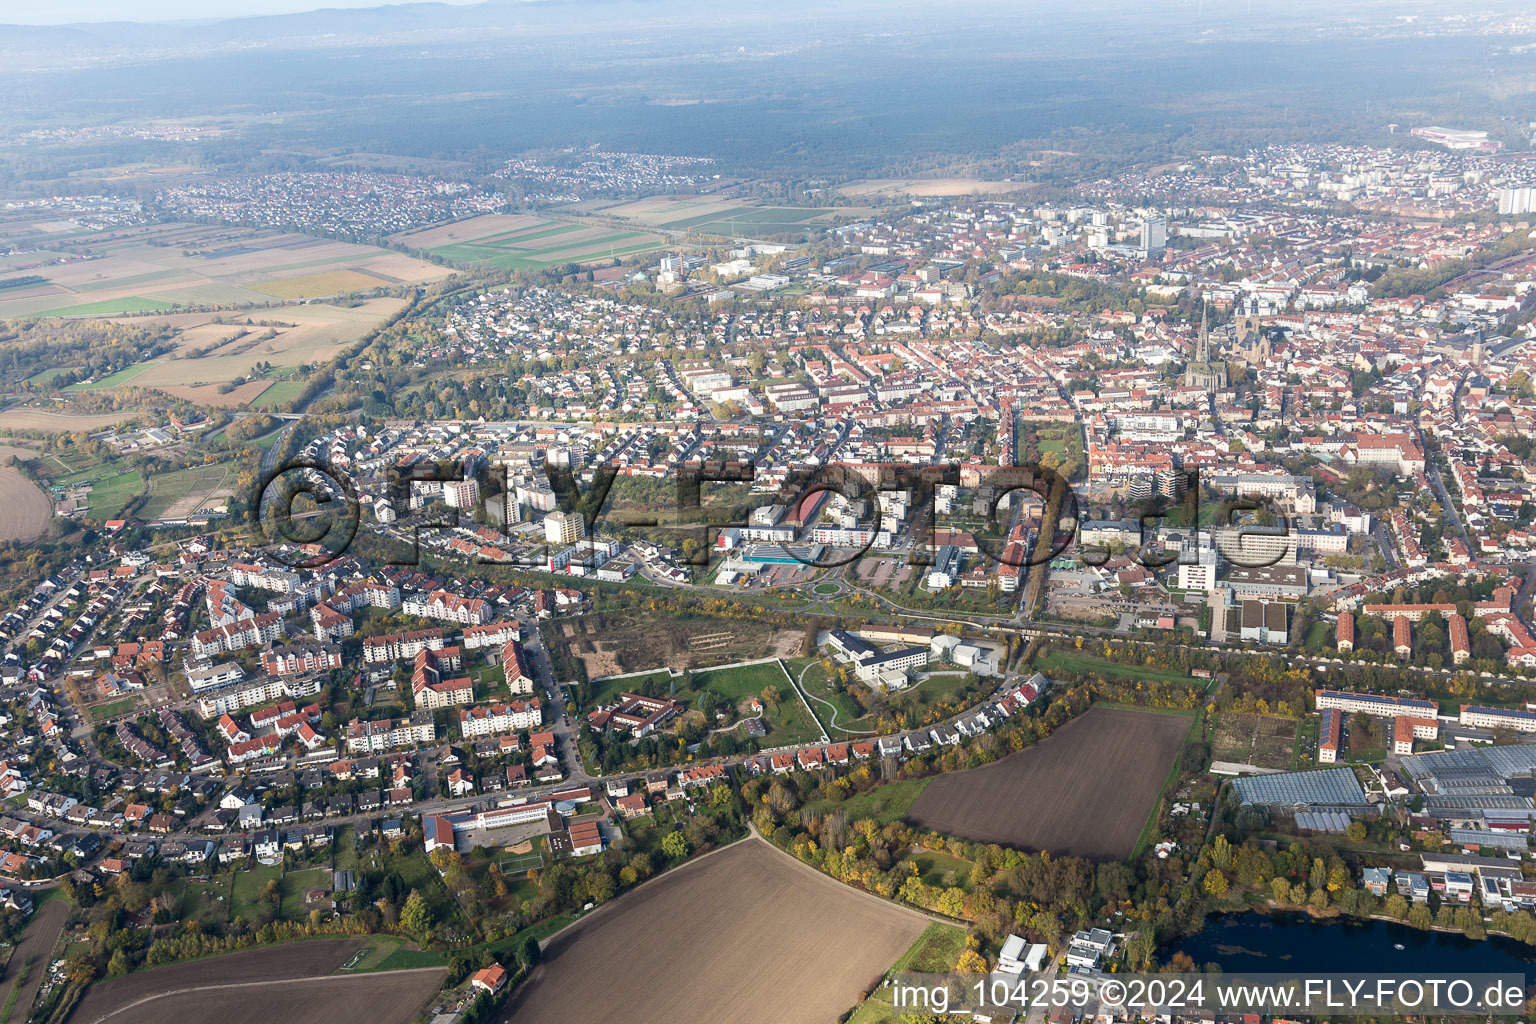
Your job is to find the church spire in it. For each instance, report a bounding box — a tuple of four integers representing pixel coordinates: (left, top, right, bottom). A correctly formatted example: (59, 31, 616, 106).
(1198, 302, 1209, 362)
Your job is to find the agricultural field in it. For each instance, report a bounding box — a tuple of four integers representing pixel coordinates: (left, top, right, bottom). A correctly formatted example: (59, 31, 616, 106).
(0, 898, 67, 1024)
(0, 441, 43, 464)
(504, 838, 927, 1024)
(58, 297, 407, 397)
(68, 939, 444, 1024)
(1211, 712, 1299, 771)
(0, 219, 448, 319)
(905, 706, 1193, 860)
(847, 923, 971, 1024)
(158, 379, 275, 409)
(249, 380, 310, 410)
(582, 195, 873, 239)
(0, 469, 51, 542)
(0, 409, 137, 433)
(838, 177, 1035, 198)
(249, 268, 393, 299)
(390, 213, 665, 269)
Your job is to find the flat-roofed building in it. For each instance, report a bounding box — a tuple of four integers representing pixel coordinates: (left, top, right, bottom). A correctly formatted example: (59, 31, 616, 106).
(1459, 705, 1536, 733)
(1314, 689, 1437, 719)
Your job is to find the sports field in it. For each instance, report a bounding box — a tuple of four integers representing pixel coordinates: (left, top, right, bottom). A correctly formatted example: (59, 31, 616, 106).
(139, 463, 233, 521)
(905, 706, 1193, 860)
(391, 213, 666, 269)
(0, 219, 448, 319)
(58, 467, 144, 521)
(504, 838, 927, 1024)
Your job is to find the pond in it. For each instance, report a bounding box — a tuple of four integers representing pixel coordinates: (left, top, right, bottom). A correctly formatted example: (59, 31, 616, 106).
(1177, 911, 1536, 977)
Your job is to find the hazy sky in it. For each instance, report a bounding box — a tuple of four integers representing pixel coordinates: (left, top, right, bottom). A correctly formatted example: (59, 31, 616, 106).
(0, 0, 485, 26)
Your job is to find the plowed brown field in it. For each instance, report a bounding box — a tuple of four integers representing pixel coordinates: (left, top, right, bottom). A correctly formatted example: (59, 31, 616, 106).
(906, 705, 1191, 860)
(503, 837, 928, 1023)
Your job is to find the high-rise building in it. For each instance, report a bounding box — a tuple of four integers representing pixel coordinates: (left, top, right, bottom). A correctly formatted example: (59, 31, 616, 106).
(544, 509, 586, 545)
(1140, 216, 1167, 255)
(1497, 187, 1536, 216)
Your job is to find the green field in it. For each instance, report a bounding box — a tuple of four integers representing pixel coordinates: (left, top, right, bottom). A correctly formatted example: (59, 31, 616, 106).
(588, 669, 675, 707)
(374, 946, 449, 970)
(805, 776, 932, 825)
(39, 296, 177, 317)
(590, 661, 822, 746)
(497, 835, 545, 876)
(900, 849, 975, 890)
(249, 380, 309, 410)
(280, 866, 334, 920)
(59, 467, 143, 521)
(86, 470, 146, 513)
(231, 862, 283, 920)
(1036, 649, 1198, 685)
(24, 367, 79, 387)
(689, 661, 789, 701)
(892, 671, 974, 705)
(391, 851, 466, 932)
(792, 660, 864, 724)
(64, 361, 159, 390)
(87, 696, 139, 722)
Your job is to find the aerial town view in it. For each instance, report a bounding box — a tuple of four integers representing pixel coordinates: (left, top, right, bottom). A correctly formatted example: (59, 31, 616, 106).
(5, 0, 1536, 1021)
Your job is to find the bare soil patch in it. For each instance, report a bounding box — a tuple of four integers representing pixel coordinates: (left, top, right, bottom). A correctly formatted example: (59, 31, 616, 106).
(155, 380, 274, 408)
(574, 643, 623, 678)
(573, 609, 795, 673)
(506, 838, 926, 1024)
(906, 706, 1191, 860)
(71, 939, 385, 1024)
(1212, 712, 1297, 771)
(0, 468, 51, 542)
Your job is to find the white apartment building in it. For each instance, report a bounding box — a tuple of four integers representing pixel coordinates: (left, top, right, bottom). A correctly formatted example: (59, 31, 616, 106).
(458, 699, 544, 738)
